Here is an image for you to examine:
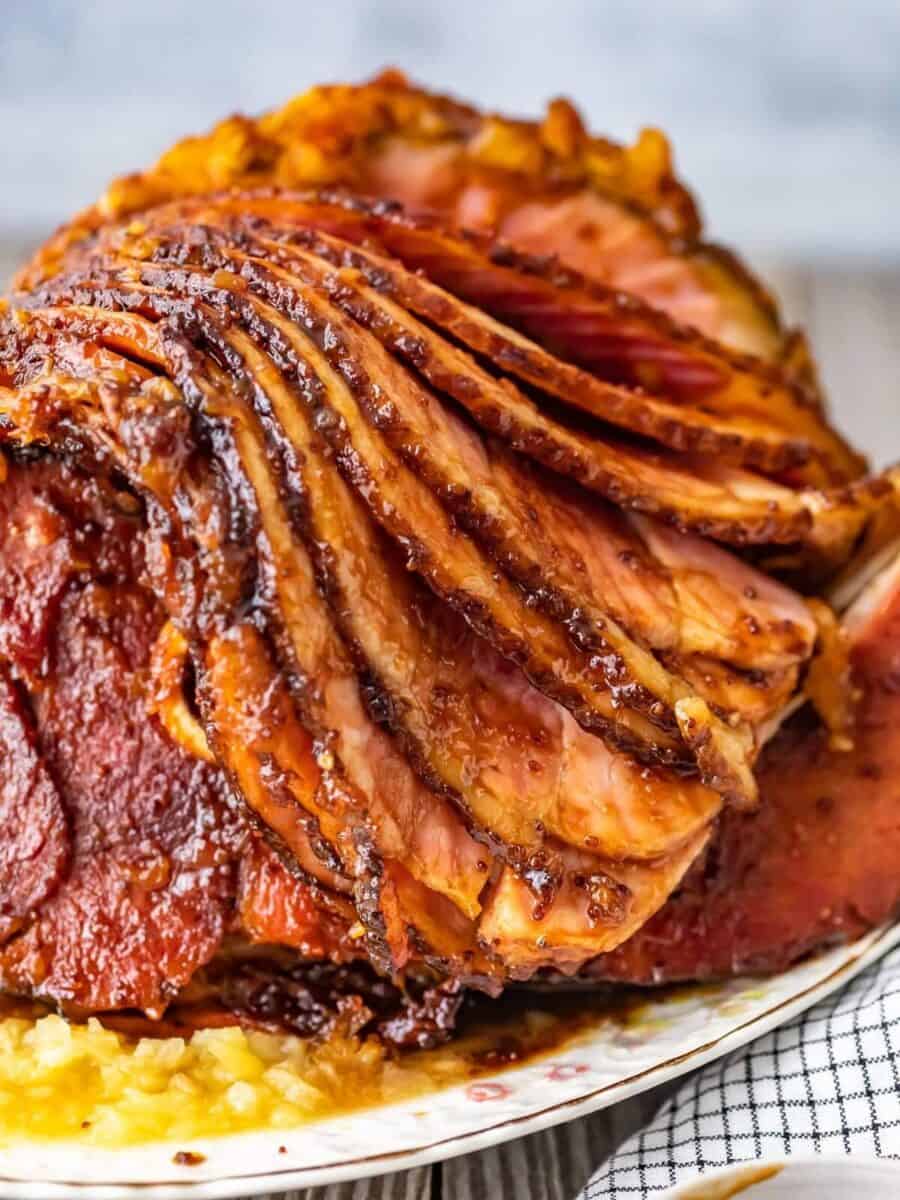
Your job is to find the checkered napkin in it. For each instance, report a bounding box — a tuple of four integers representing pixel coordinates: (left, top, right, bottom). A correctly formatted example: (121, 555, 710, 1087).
(583, 942, 900, 1197)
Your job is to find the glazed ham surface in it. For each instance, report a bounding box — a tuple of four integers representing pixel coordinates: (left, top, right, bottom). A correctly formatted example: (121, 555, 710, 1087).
(1, 73, 900, 1030)
(0, 454, 463, 1045)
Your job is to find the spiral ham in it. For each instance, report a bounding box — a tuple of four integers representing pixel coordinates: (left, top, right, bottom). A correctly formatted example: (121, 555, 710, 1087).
(1, 75, 899, 1033)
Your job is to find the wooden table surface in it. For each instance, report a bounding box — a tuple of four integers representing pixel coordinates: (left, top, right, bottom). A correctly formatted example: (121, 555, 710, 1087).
(2, 243, 898, 1198)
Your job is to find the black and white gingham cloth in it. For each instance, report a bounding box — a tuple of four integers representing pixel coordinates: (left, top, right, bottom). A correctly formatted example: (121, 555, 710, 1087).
(584, 943, 900, 1197)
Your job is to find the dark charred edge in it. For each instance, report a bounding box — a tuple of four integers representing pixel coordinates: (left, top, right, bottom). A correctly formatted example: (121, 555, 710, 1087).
(136, 298, 496, 976)
(141, 210, 810, 478)
(224, 244, 679, 730)
(349, 833, 403, 981)
(246, 221, 812, 477)
(23, 262, 819, 551)
(3, 280, 508, 971)
(206, 271, 694, 768)
(304, 189, 815, 405)
(34, 193, 857, 485)
(153, 228, 683, 735)
(776, 326, 828, 415)
(301, 191, 864, 481)
(169, 186, 846, 453)
(46, 252, 696, 769)
(208, 236, 818, 548)
(351, 832, 498, 989)
(145, 312, 401, 968)
(146, 268, 566, 905)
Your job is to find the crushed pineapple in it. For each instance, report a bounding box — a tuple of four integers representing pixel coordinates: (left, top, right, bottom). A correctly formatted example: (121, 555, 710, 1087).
(0, 968, 646, 1152)
(0, 1015, 447, 1147)
(0, 1005, 577, 1147)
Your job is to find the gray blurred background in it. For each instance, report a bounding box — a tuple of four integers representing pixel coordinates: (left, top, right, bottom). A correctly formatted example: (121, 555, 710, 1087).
(3, 0, 900, 258)
(2, 0, 898, 455)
